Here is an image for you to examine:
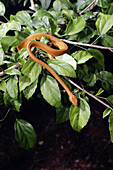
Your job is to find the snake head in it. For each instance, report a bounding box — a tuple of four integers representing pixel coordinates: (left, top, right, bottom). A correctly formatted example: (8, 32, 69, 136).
(69, 94, 78, 106)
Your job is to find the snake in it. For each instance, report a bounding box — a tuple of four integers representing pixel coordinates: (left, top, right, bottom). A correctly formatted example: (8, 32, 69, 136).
(17, 33, 77, 106)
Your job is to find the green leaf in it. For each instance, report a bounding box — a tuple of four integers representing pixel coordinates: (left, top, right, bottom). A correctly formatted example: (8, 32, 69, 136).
(15, 31, 29, 43)
(0, 2, 5, 16)
(88, 74, 97, 87)
(4, 90, 21, 111)
(5, 68, 21, 76)
(81, 11, 95, 20)
(6, 76, 18, 99)
(56, 106, 69, 123)
(40, 0, 51, 9)
(15, 11, 32, 28)
(33, 10, 54, 20)
(65, 17, 86, 36)
(102, 80, 110, 91)
(68, 26, 96, 43)
(0, 80, 6, 92)
(62, 9, 73, 19)
(0, 44, 4, 65)
(60, 76, 72, 91)
(14, 119, 37, 150)
(53, 0, 61, 12)
(1, 36, 17, 52)
(101, 34, 113, 48)
(107, 95, 113, 104)
(96, 88, 104, 96)
(108, 111, 113, 142)
(59, 0, 73, 8)
(69, 98, 91, 131)
(103, 108, 112, 118)
(18, 58, 26, 66)
(108, 3, 113, 15)
(40, 36, 49, 44)
(23, 0, 29, 6)
(47, 59, 76, 78)
(0, 22, 21, 40)
(98, 71, 113, 86)
(97, 0, 112, 8)
(72, 50, 93, 64)
(15, 47, 28, 60)
(96, 14, 113, 35)
(49, 18, 57, 35)
(19, 75, 31, 92)
(33, 16, 50, 29)
(40, 75, 61, 108)
(35, 28, 47, 34)
(87, 48, 104, 69)
(76, 0, 93, 10)
(56, 53, 77, 70)
(23, 79, 38, 100)
(22, 58, 42, 83)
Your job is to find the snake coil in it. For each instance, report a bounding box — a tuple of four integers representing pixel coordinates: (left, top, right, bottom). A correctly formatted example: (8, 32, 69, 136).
(17, 33, 77, 106)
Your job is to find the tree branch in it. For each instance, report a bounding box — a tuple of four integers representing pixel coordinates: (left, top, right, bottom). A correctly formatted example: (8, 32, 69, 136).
(64, 76, 113, 110)
(62, 39, 113, 51)
(79, 0, 98, 15)
(0, 63, 20, 77)
(29, 0, 36, 11)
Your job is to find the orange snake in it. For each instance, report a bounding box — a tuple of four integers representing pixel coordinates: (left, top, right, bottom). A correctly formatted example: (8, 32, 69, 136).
(17, 33, 77, 106)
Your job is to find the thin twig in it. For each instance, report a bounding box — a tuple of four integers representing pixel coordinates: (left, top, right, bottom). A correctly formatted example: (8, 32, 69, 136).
(3, 15, 9, 22)
(79, 0, 98, 15)
(62, 39, 113, 51)
(0, 63, 20, 77)
(0, 109, 10, 122)
(64, 76, 113, 110)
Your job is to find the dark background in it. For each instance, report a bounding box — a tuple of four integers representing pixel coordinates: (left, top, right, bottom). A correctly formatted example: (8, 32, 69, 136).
(0, 97, 113, 169)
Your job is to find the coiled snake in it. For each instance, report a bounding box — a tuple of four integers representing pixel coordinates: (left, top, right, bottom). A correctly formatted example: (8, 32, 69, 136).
(17, 33, 77, 106)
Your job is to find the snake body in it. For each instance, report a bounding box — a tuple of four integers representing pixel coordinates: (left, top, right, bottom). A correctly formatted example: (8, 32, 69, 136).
(17, 33, 77, 106)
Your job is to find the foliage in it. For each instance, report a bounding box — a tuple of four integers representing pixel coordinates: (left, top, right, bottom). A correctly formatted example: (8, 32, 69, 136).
(0, 0, 113, 149)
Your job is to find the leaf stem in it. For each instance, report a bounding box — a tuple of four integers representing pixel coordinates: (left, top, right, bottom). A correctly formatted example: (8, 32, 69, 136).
(91, 36, 100, 45)
(73, 44, 87, 51)
(3, 15, 8, 22)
